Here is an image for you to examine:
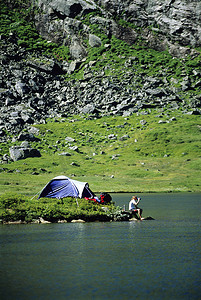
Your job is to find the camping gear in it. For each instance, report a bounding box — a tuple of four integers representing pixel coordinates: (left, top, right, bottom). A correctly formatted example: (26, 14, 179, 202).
(38, 176, 94, 199)
(100, 192, 112, 204)
(84, 196, 100, 204)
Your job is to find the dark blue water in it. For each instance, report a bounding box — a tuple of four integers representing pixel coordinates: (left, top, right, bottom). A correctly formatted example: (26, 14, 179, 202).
(0, 193, 200, 300)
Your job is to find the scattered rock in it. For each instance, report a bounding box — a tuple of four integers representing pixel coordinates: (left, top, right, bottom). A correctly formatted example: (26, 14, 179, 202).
(71, 219, 85, 223)
(58, 219, 68, 223)
(20, 141, 30, 148)
(9, 146, 41, 161)
(69, 146, 79, 152)
(32, 171, 39, 175)
(119, 134, 130, 141)
(89, 34, 102, 47)
(65, 137, 75, 142)
(2, 154, 10, 163)
(70, 39, 87, 60)
(111, 154, 119, 160)
(39, 217, 51, 224)
(108, 134, 117, 140)
(70, 161, 79, 166)
(31, 219, 40, 224)
(140, 120, 147, 126)
(6, 220, 25, 225)
(58, 152, 71, 156)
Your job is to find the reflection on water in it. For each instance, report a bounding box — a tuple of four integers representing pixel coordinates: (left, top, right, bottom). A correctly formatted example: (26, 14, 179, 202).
(0, 193, 200, 300)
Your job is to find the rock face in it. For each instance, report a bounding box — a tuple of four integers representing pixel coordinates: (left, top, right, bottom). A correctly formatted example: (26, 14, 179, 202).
(34, 0, 201, 56)
(0, 36, 200, 142)
(97, 0, 201, 49)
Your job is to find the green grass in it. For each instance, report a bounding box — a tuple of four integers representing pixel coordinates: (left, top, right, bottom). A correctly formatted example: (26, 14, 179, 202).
(1, 109, 200, 196)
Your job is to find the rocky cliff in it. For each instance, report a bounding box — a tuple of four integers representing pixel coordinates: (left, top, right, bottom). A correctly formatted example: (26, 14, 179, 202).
(0, 0, 201, 142)
(34, 0, 201, 57)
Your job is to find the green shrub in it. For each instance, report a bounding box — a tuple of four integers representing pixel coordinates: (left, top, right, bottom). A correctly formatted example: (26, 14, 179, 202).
(0, 193, 27, 208)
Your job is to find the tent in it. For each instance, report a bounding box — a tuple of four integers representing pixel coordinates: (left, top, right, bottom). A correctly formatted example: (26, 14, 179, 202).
(38, 176, 95, 199)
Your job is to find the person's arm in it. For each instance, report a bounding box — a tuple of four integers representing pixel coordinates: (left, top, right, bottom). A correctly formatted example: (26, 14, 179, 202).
(136, 198, 140, 205)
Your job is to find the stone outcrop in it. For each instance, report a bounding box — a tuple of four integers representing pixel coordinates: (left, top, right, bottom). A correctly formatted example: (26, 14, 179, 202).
(95, 0, 201, 49)
(34, 0, 201, 58)
(9, 144, 41, 161)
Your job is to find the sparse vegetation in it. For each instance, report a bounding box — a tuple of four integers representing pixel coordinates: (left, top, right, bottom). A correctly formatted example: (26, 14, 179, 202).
(0, 1, 71, 60)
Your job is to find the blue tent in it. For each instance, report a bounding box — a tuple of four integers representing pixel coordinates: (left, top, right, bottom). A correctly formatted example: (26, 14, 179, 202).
(38, 176, 94, 199)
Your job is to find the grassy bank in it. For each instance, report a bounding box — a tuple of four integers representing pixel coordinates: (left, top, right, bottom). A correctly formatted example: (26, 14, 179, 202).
(0, 109, 200, 196)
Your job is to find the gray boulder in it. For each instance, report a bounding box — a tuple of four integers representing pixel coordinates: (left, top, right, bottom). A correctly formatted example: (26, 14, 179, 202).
(70, 38, 87, 59)
(119, 134, 130, 141)
(68, 60, 82, 74)
(65, 137, 75, 142)
(20, 141, 30, 148)
(17, 132, 40, 142)
(58, 152, 71, 156)
(89, 34, 102, 47)
(15, 81, 29, 96)
(9, 146, 41, 161)
(69, 146, 79, 152)
(27, 56, 63, 74)
(80, 104, 97, 114)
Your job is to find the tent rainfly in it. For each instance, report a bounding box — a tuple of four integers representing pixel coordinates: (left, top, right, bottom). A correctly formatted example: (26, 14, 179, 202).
(38, 176, 94, 199)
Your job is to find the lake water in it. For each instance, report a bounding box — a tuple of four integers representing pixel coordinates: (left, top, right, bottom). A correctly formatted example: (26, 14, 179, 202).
(0, 193, 200, 300)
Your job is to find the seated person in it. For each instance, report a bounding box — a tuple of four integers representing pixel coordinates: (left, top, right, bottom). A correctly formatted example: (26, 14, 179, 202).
(129, 196, 143, 220)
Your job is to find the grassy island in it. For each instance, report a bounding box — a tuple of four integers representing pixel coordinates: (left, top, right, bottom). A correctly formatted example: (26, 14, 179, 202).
(0, 193, 135, 224)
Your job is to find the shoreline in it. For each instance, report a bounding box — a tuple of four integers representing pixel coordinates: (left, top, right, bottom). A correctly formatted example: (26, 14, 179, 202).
(1, 215, 155, 225)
